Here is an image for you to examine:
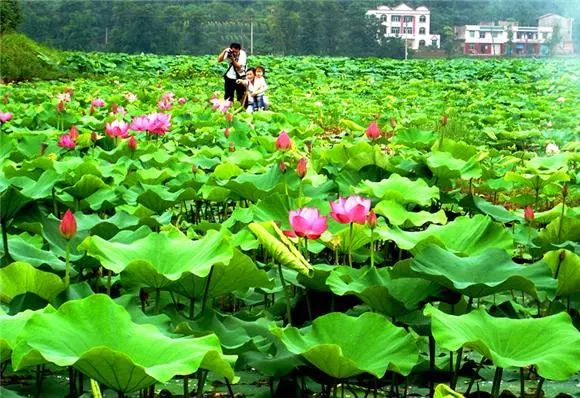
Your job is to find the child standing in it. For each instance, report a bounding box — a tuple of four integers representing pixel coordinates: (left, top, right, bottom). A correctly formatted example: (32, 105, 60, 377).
(252, 66, 268, 111)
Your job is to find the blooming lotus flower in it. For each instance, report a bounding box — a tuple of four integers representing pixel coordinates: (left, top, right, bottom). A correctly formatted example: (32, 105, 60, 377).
(276, 130, 292, 150)
(128, 136, 137, 151)
(296, 157, 307, 179)
(157, 100, 172, 111)
(210, 98, 232, 113)
(161, 92, 175, 102)
(524, 206, 534, 223)
(56, 92, 71, 103)
(366, 121, 381, 140)
(130, 116, 150, 131)
(124, 92, 138, 103)
(285, 208, 328, 240)
(0, 111, 13, 123)
(546, 143, 560, 155)
(59, 209, 77, 240)
(105, 120, 130, 138)
(91, 98, 105, 107)
(147, 113, 171, 135)
(110, 104, 126, 115)
(58, 134, 76, 149)
(178, 97, 187, 104)
(330, 195, 371, 224)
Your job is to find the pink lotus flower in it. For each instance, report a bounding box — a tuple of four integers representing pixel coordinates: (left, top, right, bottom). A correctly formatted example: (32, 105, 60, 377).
(210, 98, 232, 113)
(157, 100, 172, 111)
(276, 130, 292, 150)
(91, 98, 106, 107)
(162, 92, 175, 102)
(59, 209, 77, 240)
(56, 92, 71, 102)
(366, 121, 380, 140)
(58, 134, 76, 149)
(285, 208, 328, 240)
(128, 136, 137, 151)
(147, 113, 171, 135)
(130, 116, 150, 131)
(0, 112, 13, 123)
(105, 120, 130, 138)
(178, 97, 187, 104)
(330, 195, 371, 224)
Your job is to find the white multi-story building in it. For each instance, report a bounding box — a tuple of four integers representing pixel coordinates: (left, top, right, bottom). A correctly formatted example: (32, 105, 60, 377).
(367, 3, 440, 50)
(537, 13, 574, 54)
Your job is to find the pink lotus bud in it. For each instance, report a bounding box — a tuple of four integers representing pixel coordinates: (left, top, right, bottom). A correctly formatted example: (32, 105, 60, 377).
(128, 136, 137, 151)
(367, 210, 377, 229)
(330, 195, 372, 224)
(57, 101, 65, 113)
(285, 208, 328, 240)
(226, 113, 234, 122)
(178, 97, 187, 104)
(91, 98, 105, 107)
(224, 127, 230, 138)
(296, 157, 307, 179)
(524, 206, 534, 223)
(441, 115, 448, 126)
(276, 130, 292, 150)
(59, 210, 77, 240)
(366, 121, 381, 140)
(69, 125, 79, 140)
(229, 142, 235, 152)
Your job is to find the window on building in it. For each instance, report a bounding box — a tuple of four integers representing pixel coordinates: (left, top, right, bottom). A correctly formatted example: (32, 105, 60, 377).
(419, 15, 426, 23)
(479, 31, 486, 38)
(432, 39, 437, 47)
(419, 27, 426, 35)
(404, 16, 413, 23)
(391, 27, 400, 35)
(468, 43, 475, 50)
(517, 32, 524, 39)
(404, 27, 413, 34)
(392, 15, 401, 22)
(469, 31, 475, 38)
(380, 15, 387, 22)
(492, 31, 499, 38)
(419, 40, 426, 47)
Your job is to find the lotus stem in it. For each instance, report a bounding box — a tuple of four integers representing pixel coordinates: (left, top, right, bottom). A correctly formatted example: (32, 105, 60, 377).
(64, 240, 71, 289)
(348, 222, 353, 267)
(278, 263, 292, 325)
(370, 228, 375, 268)
(196, 370, 208, 398)
(155, 288, 161, 314)
(69, 367, 77, 397)
(201, 266, 214, 314)
(225, 377, 235, 397)
(183, 374, 189, 398)
(534, 377, 545, 398)
(451, 347, 464, 389)
(491, 367, 503, 398)
(1, 219, 11, 265)
(520, 368, 525, 398)
(557, 195, 566, 242)
(465, 356, 486, 395)
(429, 334, 435, 398)
(90, 378, 103, 398)
(106, 269, 112, 296)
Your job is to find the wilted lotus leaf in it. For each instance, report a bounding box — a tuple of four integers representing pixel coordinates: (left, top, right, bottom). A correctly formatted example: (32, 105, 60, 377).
(273, 312, 419, 379)
(12, 294, 236, 392)
(425, 305, 580, 380)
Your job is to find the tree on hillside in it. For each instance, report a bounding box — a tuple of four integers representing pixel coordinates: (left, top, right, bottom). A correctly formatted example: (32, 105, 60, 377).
(0, 0, 22, 33)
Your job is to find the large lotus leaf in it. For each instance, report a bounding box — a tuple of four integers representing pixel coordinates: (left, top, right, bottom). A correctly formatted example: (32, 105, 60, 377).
(12, 170, 59, 200)
(249, 222, 313, 277)
(167, 249, 273, 299)
(375, 214, 513, 256)
(323, 142, 389, 171)
(434, 384, 464, 398)
(1, 235, 65, 271)
(543, 249, 580, 296)
(467, 196, 522, 223)
(505, 171, 570, 191)
(538, 215, 580, 246)
(239, 340, 304, 378)
(0, 185, 31, 221)
(390, 128, 436, 149)
(273, 312, 419, 378)
(356, 174, 439, 206)
(82, 187, 120, 211)
(221, 166, 283, 201)
(225, 149, 264, 169)
(135, 184, 184, 214)
(401, 244, 556, 298)
(0, 262, 65, 304)
(424, 305, 580, 380)
(326, 266, 441, 316)
(63, 174, 107, 200)
(426, 152, 482, 181)
(80, 228, 233, 286)
(0, 307, 55, 362)
(375, 200, 447, 227)
(12, 295, 236, 392)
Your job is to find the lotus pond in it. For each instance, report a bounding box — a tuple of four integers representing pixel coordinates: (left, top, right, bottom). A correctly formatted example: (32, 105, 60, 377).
(0, 54, 579, 398)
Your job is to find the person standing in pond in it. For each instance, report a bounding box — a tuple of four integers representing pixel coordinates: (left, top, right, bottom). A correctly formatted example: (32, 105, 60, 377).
(218, 43, 247, 104)
(252, 66, 268, 111)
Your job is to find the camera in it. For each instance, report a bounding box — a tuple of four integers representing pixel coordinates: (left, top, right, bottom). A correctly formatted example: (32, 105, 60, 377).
(226, 49, 233, 58)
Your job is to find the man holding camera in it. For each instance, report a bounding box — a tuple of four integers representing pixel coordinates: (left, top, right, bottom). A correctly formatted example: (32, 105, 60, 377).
(218, 43, 247, 105)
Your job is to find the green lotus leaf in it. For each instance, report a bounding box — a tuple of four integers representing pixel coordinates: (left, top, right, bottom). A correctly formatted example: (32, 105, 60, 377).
(391, 128, 436, 149)
(470, 196, 522, 223)
(249, 221, 313, 277)
(12, 295, 236, 392)
(434, 384, 464, 398)
(226, 149, 264, 169)
(375, 200, 447, 227)
(166, 249, 273, 299)
(0, 307, 55, 363)
(0, 185, 31, 221)
(0, 262, 65, 304)
(136, 184, 184, 214)
(63, 174, 107, 200)
(273, 312, 419, 378)
(426, 152, 482, 181)
(80, 228, 233, 285)
(356, 174, 439, 207)
(239, 341, 304, 378)
(323, 142, 389, 171)
(327, 266, 441, 316)
(424, 305, 580, 380)
(538, 215, 580, 246)
(505, 171, 570, 191)
(1, 235, 65, 271)
(375, 215, 512, 256)
(542, 249, 580, 296)
(14, 170, 59, 200)
(221, 166, 284, 202)
(402, 244, 556, 298)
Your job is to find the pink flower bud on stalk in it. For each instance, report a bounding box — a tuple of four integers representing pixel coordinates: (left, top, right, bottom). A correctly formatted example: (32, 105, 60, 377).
(279, 160, 287, 173)
(224, 128, 230, 138)
(69, 125, 79, 140)
(367, 210, 378, 229)
(59, 210, 77, 240)
(192, 164, 198, 174)
(178, 97, 187, 104)
(441, 115, 448, 126)
(366, 121, 381, 140)
(275, 130, 292, 150)
(524, 206, 534, 223)
(296, 158, 307, 179)
(229, 142, 235, 152)
(128, 136, 137, 151)
(57, 101, 65, 113)
(226, 113, 234, 122)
